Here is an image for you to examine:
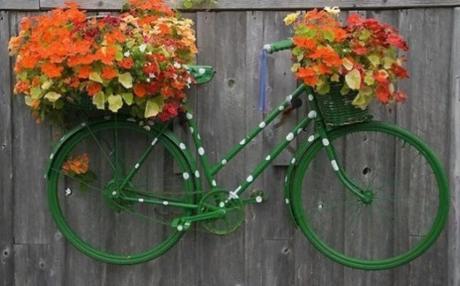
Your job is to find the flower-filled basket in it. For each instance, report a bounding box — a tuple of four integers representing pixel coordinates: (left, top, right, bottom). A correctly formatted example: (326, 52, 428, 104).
(285, 8, 409, 127)
(8, 0, 202, 126)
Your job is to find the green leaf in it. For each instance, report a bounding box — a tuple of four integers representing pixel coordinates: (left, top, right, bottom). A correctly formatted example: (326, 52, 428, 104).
(108, 94, 123, 113)
(24, 96, 34, 107)
(383, 56, 395, 69)
(183, 0, 193, 8)
(92, 92, 106, 110)
(345, 69, 362, 90)
(17, 71, 28, 81)
(41, 80, 53, 90)
(121, 92, 134, 105)
(359, 29, 372, 41)
(340, 84, 351, 96)
(295, 26, 316, 38)
(44, 91, 62, 103)
(352, 87, 373, 109)
(118, 72, 133, 89)
(89, 72, 103, 83)
(323, 30, 335, 42)
(367, 54, 381, 66)
(144, 97, 164, 118)
(364, 71, 375, 86)
(316, 81, 330, 95)
(30, 87, 42, 99)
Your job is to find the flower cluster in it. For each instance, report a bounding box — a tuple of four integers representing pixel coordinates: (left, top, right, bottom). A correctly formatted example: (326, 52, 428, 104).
(285, 8, 409, 109)
(9, 0, 197, 123)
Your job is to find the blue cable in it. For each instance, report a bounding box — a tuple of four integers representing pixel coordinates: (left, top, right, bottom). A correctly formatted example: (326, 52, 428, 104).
(258, 49, 269, 112)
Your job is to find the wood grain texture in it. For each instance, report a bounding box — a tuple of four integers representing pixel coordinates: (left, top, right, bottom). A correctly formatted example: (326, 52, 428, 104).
(194, 11, 246, 286)
(395, 8, 452, 286)
(1, 6, 459, 286)
(0, 11, 14, 286)
(38, 0, 460, 10)
(448, 7, 460, 286)
(0, 0, 38, 10)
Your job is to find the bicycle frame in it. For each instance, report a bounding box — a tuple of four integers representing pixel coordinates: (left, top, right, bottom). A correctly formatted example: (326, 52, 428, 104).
(119, 83, 371, 210)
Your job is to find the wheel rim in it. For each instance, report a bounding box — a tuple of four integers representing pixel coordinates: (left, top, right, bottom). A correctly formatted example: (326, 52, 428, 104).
(291, 122, 449, 270)
(47, 120, 195, 264)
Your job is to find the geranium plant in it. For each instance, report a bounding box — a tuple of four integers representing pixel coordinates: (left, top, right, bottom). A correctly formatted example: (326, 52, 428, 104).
(9, 0, 197, 124)
(284, 8, 409, 109)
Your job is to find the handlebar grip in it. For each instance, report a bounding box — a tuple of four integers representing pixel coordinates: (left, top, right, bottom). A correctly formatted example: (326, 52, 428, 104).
(264, 39, 294, 54)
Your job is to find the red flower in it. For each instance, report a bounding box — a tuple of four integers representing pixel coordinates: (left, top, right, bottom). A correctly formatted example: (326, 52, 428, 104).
(392, 64, 409, 79)
(374, 70, 389, 84)
(347, 13, 364, 27)
(376, 84, 391, 104)
(159, 102, 179, 121)
(387, 33, 409, 51)
(394, 91, 407, 103)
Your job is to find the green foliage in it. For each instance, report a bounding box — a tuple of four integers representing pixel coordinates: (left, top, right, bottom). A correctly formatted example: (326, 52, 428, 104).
(182, 0, 217, 9)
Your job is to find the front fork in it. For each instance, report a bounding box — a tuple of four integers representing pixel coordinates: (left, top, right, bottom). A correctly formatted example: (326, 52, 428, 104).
(308, 94, 373, 204)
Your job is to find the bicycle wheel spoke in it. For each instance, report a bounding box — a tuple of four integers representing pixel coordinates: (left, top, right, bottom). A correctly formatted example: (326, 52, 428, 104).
(50, 167, 104, 193)
(291, 123, 448, 269)
(85, 125, 117, 172)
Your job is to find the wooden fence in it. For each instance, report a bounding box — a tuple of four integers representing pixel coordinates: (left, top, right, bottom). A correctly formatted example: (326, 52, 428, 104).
(1, 1, 460, 285)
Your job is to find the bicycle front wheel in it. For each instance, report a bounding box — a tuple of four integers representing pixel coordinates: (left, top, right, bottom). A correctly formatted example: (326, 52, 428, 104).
(290, 121, 449, 270)
(47, 118, 196, 264)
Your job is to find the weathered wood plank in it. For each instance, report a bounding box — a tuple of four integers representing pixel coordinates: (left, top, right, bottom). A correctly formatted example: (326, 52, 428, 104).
(0, 0, 38, 10)
(244, 11, 296, 286)
(14, 243, 65, 286)
(0, 10, 14, 286)
(194, 11, 246, 286)
(448, 7, 460, 286)
(395, 8, 452, 286)
(39, 0, 460, 10)
(10, 11, 55, 245)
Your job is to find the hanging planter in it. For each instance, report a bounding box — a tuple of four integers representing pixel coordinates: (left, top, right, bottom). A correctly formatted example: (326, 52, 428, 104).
(8, 0, 198, 126)
(285, 7, 410, 114)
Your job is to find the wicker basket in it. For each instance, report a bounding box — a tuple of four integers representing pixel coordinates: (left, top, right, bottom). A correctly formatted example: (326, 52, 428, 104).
(314, 84, 372, 127)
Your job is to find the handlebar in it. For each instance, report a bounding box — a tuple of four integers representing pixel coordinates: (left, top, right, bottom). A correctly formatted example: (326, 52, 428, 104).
(263, 39, 294, 54)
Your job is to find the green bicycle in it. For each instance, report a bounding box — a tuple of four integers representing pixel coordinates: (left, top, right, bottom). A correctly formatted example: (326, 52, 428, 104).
(45, 40, 449, 270)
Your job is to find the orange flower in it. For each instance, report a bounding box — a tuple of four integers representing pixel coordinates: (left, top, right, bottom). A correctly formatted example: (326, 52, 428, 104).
(296, 67, 318, 86)
(14, 81, 30, 93)
(86, 82, 102, 96)
(293, 36, 316, 50)
(309, 46, 342, 68)
(96, 46, 117, 65)
(106, 30, 126, 44)
(101, 66, 118, 80)
(119, 57, 134, 69)
(62, 153, 90, 175)
(77, 65, 92, 79)
(134, 83, 147, 97)
(41, 63, 63, 78)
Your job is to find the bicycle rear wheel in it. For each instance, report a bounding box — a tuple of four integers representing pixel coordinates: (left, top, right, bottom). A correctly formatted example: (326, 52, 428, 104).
(47, 118, 196, 264)
(290, 121, 449, 270)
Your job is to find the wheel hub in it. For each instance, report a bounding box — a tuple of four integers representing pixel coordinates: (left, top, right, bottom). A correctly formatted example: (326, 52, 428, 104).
(103, 179, 133, 212)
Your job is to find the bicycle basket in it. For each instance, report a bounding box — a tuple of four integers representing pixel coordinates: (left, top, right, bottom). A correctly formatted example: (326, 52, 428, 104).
(314, 84, 372, 127)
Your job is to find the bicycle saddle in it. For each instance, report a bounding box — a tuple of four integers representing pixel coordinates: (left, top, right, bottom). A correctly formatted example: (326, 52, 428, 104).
(187, 65, 216, 85)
